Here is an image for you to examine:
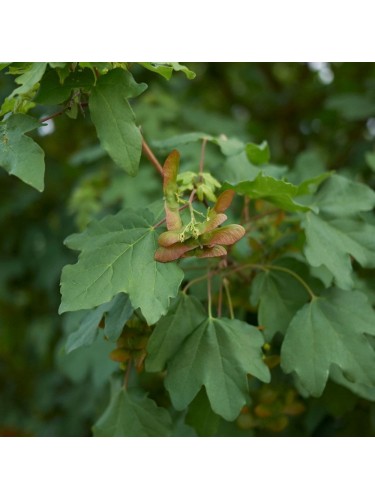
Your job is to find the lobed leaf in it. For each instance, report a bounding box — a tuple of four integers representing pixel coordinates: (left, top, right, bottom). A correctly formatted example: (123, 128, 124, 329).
(147, 294, 270, 421)
(57, 334, 116, 389)
(311, 174, 375, 217)
(224, 172, 330, 213)
(281, 288, 375, 397)
(59, 207, 184, 325)
(138, 62, 196, 80)
(65, 303, 109, 353)
(186, 389, 221, 436)
(0, 114, 45, 191)
(65, 293, 133, 353)
(8, 62, 47, 98)
(329, 365, 375, 402)
(36, 68, 96, 105)
(224, 174, 311, 212)
(103, 294, 134, 342)
(89, 68, 146, 175)
(250, 261, 313, 341)
(302, 213, 375, 289)
(93, 388, 172, 437)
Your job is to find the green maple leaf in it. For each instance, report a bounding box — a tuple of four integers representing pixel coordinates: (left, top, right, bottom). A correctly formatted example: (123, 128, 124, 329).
(0, 114, 45, 191)
(65, 302, 109, 353)
(138, 62, 196, 80)
(329, 365, 375, 402)
(65, 293, 133, 353)
(89, 68, 147, 175)
(59, 206, 184, 325)
(312, 174, 375, 217)
(302, 213, 375, 289)
(146, 294, 270, 421)
(57, 334, 116, 389)
(102, 293, 134, 342)
(281, 288, 375, 397)
(8, 62, 47, 98)
(185, 388, 221, 437)
(250, 259, 317, 340)
(224, 172, 329, 212)
(245, 141, 270, 165)
(93, 388, 172, 437)
(146, 294, 204, 368)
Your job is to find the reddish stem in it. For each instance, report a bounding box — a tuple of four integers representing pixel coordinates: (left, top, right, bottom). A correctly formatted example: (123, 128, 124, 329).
(142, 137, 164, 177)
(188, 189, 197, 204)
(39, 107, 70, 123)
(39, 98, 88, 123)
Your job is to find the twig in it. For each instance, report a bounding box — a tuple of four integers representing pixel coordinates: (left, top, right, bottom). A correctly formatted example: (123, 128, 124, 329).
(264, 264, 317, 300)
(39, 96, 88, 123)
(142, 137, 164, 177)
(39, 107, 70, 123)
(188, 189, 197, 204)
(223, 263, 317, 300)
(182, 261, 317, 301)
(183, 272, 211, 293)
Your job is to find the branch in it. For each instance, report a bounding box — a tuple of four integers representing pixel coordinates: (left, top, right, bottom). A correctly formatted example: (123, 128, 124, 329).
(39, 98, 88, 123)
(39, 107, 70, 123)
(141, 136, 164, 177)
(183, 262, 317, 301)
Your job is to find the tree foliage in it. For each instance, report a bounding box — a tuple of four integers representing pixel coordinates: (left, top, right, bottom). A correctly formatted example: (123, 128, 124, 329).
(1, 62, 375, 437)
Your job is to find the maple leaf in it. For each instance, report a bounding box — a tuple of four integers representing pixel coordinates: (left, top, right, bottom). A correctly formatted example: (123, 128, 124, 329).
(59, 205, 183, 325)
(281, 288, 375, 396)
(146, 294, 270, 420)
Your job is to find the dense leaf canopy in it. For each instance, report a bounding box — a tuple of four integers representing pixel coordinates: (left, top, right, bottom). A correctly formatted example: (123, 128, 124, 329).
(1, 62, 375, 437)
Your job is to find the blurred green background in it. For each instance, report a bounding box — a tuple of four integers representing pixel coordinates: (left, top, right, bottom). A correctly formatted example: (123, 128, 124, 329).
(1, 63, 375, 436)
